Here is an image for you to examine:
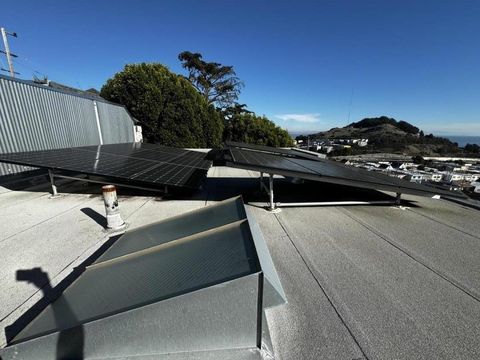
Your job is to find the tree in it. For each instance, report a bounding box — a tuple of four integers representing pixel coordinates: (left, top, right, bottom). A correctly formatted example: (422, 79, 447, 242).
(412, 155, 425, 164)
(222, 103, 252, 119)
(178, 51, 243, 111)
(330, 147, 353, 157)
(100, 63, 223, 147)
(465, 143, 480, 153)
(86, 88, 100, 95)
(223, 113, 294, 147)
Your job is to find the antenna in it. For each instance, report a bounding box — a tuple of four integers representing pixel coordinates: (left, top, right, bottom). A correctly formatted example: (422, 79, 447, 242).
(1, 27, 18, 77)
(347, 88, 354, 124)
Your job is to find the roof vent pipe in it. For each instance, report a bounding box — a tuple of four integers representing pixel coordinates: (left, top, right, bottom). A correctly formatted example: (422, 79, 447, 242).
(102, 185, 125, 230)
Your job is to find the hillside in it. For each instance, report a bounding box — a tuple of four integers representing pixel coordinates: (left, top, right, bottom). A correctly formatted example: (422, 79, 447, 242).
(305, 116, 460, 156)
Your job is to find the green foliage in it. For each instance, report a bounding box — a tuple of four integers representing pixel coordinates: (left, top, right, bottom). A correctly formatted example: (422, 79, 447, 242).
(295, 135, 308, 142)
(413, 155, 425, 164)
(465, 143, 480, 153)
(100, 63, 223, 147)
(223, 103, 252, 119)
(224, 113, 294, 147)
(329, 147, 353, 157)
(178, 51, 243, 111)
(397, 120, 419, 134)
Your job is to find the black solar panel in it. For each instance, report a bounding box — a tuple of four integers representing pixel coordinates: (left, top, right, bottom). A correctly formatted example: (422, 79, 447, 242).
(226, 145, 466, 198)
(0, 143, 211, 189)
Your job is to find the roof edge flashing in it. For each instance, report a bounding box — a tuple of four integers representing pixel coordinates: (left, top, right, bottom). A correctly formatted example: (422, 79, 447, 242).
(244, 206, 287, 307)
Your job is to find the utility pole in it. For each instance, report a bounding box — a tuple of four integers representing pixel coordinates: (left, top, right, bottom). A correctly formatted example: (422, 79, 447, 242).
(1, 27, 18, 77)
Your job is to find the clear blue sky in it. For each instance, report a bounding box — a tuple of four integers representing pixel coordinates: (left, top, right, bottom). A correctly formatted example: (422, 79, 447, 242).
(2, 0, 479, 135)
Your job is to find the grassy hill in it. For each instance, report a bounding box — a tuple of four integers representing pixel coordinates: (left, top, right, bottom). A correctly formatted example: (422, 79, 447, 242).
(303, 116, 460, 156)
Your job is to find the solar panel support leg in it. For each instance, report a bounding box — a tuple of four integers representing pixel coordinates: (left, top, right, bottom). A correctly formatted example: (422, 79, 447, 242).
(48, 169, 58, 196)
(396, 192, 402, 205)
(259, 172, 263, 192)
(268, 174, 275, 211)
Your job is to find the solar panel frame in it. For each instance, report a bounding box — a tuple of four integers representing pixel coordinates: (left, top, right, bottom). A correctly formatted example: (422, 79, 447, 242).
(0, 143, 212, 189)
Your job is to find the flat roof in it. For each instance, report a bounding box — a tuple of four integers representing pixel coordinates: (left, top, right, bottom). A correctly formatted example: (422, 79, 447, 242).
(1, 166, 480, 358)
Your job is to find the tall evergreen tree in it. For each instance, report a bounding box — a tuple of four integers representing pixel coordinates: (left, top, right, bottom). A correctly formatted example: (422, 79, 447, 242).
(178, 51, 243, 112)
(101, 63, 223, 147)
(224, 113, 294, 147)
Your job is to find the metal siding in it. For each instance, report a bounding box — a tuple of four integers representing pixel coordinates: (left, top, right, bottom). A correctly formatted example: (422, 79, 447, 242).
(0, 76, 135, 176)
(96, 101, 135, 144)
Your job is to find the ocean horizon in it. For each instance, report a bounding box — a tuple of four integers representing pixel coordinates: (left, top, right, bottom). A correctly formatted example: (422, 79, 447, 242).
(444, 136, 480, 147)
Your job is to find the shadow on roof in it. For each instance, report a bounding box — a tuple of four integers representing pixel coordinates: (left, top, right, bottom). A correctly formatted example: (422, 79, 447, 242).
(0, 168, 420, 207)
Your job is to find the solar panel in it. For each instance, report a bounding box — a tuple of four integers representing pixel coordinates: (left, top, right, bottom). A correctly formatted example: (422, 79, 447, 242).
(0, 143, 211, 189)
(224, 143, 467, 198)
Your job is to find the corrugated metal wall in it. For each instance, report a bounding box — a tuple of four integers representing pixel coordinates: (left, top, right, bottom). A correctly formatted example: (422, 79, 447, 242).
(96, 101, 134, 144)
(0, 75, 135, 176)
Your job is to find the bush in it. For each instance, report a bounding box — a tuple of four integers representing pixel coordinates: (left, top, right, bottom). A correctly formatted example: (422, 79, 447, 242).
(101, 63, 223, 147)
(465, 143, 480, 153)
(223, 113, 294, 147)
(412, 155, 425, 164)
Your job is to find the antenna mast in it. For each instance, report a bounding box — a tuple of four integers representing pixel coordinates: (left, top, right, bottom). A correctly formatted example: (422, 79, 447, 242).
(1, 27, 18, 77)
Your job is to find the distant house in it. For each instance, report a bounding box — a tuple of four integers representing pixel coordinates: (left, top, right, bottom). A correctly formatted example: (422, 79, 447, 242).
(472, 181, 480, 193)
(406, 173, 425, 183)
(378, 163, 394, 171)
(358, 139, 369, 147)
(445, 173, 464, 182)
(467, 173, 480, 182)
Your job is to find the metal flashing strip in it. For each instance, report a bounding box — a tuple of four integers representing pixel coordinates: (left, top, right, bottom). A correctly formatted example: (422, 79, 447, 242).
(1, 196, 286, 360)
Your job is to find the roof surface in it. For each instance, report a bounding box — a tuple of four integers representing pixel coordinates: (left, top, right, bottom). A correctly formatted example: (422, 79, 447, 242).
(1, 166, 479, 359)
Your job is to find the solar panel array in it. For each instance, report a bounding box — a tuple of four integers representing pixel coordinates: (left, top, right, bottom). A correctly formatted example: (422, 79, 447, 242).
(0, 143, 211, 189)
(225, 143, 466, 198)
